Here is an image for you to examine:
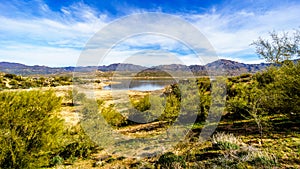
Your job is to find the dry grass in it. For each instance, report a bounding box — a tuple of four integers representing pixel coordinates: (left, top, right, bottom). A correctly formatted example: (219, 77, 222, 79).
(212, 132, 243, 146)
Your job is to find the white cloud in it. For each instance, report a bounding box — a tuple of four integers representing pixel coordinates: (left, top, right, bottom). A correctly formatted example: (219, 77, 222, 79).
(0, 43, 80, 67)
(186, 4, 300, 62)
(0, 1, 300, 66)
(0, 2, 109, 66)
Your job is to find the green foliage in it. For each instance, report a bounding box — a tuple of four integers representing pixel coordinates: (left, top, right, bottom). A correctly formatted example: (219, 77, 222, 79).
(65, 89, 87, 106)
(207, 148, 277, 169)
(0, 90, 64, 168)
(0, 73, 72, 90)
(212, 132, 242, 150)
(215, 141, 240, 150)
(156, 152, 186, 169)
(131, 94, 151, 112)
(58, 125, 97, 160)
(196, 77, 211, 91)
(127, 80, 211, 124)
(159, 94, 180, 123)
(128, 95, 165, 123)
(98, 101, 127, 127)
(49, 155, 64, 166)
(226, 61, 300, 146)
(243, 61, 300, 118)
(249, 155, 277, 167)
(267, 62, 300, 116)
(4, 73, 19, 79)
(198, 133, 278, 169)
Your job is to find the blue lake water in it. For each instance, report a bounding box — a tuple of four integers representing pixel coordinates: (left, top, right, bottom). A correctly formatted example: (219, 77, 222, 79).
(103, 79, 176, 91)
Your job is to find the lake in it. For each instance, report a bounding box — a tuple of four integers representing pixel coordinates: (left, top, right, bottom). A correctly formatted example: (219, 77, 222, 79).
(103, 79, 176, 91)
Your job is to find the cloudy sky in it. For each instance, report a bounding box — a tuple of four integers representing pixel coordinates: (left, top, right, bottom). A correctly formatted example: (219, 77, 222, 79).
(0, 0, 299, 67)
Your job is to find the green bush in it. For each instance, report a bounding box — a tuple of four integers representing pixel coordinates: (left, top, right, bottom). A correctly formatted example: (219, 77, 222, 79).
(58, 138, 96, 160)
(247, 150, 278, 167)
(53, 123, 97, 165)
(128, 95, 165, 123)
(131, 94, 151, 112)
(227, 62, 300, 119)
(156, 152, 186, 169)
(4, 73, 17, 79)
(97, 100, 127, 127)
(65, 89, 87, 106)
(159, 95, 180, 123)
(0, 90, 64, 168)
(215, 141, 240, 150)
(49, 155, 64, 166)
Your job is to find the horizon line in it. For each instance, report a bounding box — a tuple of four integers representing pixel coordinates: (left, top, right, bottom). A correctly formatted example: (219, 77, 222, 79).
(0, 59, 272, 68)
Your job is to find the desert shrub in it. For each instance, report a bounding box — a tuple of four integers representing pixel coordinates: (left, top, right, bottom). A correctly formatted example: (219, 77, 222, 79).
(97, 101, 127, 127)
(240, 73, 252, 79)
(128, 109, 154, 124)
(128, 95, 165, 124)
(65, 89, 87, 106)
(196, 77, 211, 92)
(131, 94, 151, 112)
(206, 148, 277, 169)
(156, 152, 186, 169)
(4, 73, 17, 79)
(21, 80, 35, 89)
(58, 130, 97, 160)
(8, 79, 18, 88)
(159, 95, 180, 123)
(271, 62, 300, 117)
(254, 67, 277, 87)
(248, 150, 277, 167)
(196, 87, 211, 122)
(243, 62, 300, 118)
(0, 90, 64, 168)
(226, 79, 267, 119)
(49, 155, 64, 166)
(203, 133, 277, 168)
(0, 80, 6, 90)
(212, 132, 242, 150)
(164, 83, 181, 99)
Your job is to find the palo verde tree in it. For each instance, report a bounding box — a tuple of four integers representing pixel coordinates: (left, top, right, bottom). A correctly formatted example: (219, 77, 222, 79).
(0, 90, 64, 168)
(252, 28, 300, 118)
(251, 29, 300, 64)
(227, 80, 267, 145)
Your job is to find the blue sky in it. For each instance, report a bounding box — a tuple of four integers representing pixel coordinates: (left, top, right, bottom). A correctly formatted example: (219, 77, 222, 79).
(0, 0, 299, 66)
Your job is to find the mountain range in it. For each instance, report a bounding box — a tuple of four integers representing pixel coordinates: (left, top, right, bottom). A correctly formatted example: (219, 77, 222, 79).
(0, 59, 273, 76)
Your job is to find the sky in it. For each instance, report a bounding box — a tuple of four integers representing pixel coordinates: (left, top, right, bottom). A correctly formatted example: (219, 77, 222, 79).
(0, 0, 299, 67)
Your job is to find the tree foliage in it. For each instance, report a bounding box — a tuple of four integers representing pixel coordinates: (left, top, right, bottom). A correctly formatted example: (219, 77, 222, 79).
(0, 90, 64, 168)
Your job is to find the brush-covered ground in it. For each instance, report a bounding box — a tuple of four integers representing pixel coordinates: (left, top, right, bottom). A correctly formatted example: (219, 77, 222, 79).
(1, 62, 300, 169)
(53, 110, 300, 168)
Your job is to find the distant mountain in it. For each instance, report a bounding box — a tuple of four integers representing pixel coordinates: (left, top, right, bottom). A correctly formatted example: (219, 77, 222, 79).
(204, 59, 271, 76)
(147, 60, 270, 76)
(0, 62, 99, 75)
(97, 63, 146, 71)
(0, 59, 279, 76)
(0, 62, 70, 75)
(154, 64, 190, 71)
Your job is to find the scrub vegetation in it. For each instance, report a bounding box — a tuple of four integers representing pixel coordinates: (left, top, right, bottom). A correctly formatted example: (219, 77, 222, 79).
(0, 29, 299, 168)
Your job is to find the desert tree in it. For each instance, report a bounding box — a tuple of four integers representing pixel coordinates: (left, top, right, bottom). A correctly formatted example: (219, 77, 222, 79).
(65, 88, 86, 106)
(227, 81, 267, 145)
(251, 29, 300, 64)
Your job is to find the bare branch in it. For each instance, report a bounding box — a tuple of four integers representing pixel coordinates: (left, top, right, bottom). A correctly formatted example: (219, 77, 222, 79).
(251, 29, 300, 64)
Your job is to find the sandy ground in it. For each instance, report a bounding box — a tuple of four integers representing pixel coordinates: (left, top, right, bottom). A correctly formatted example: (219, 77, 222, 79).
(53, 83, 164, 127)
